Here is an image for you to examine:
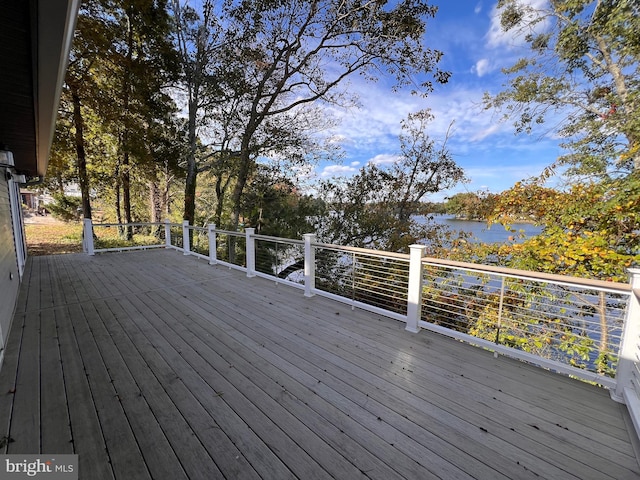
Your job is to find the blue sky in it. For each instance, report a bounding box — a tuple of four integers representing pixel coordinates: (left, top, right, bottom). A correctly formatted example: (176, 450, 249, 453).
(314, 0, 560, 202)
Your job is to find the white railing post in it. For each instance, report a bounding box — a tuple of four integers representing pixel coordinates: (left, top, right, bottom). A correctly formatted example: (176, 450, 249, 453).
(245, 228, 256, 277)
(164, 219, 171, 248)
(406, 244, 427, 333)
(303, 233, 316, 297)
(83, 218, 95, 256)
(208, 223, 217, 265)
(182, 220, 190, 255)
(613, 269, 640, 405)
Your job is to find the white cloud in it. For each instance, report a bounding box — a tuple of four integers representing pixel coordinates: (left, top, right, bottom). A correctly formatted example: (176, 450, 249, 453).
(470, 124, 501, 141)
(474, 2, 483, 14)
(320, 164, 359, 177)
(473, 58, 492, 77)
(368, 154, 400, 166)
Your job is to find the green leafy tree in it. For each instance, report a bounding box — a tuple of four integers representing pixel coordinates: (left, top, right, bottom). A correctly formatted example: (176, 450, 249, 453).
(317, 110, 465, 253)
(240, 165, 322, 238)
(451, 176, 640, 377)
(476, 1, 640, 374)
(490, 176, 640, 281)
(56, 0, 118, 220)
(218, 0, 451, 231)
(53, 0, 179, 230)
(170, 0, 226, 227)
(97, 0, 177, 236)
(444, 192, 499, 221)
(484, 0, 640, 176)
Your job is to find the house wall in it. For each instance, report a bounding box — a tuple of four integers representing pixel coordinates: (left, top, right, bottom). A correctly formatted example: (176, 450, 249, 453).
(0, 170, 20, 356)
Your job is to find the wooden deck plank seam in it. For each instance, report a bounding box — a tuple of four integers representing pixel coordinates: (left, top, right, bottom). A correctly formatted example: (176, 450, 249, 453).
(131, 290, 438, 480)
(158, 282, 544, 480)
(225, 281, 637, 464)
(102, 295, 277, 480)
(113, 293, 349, 480)
(166, 276, 636, 478)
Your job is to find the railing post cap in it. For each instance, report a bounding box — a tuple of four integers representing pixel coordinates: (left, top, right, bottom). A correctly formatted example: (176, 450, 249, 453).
(409, 244, 427, 252)
(628, 267, 640, 275)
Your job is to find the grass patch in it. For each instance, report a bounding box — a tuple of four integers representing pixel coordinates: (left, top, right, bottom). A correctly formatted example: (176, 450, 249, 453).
(24, 222, 165, 256)
(93, 225, 165, 250)
(25, 223, 84, 256)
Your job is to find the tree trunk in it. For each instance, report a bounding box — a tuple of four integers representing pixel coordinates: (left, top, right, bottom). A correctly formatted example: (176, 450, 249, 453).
(150, 179, 162, 237)
(214, 173, 231, 227)
(183, 96, 199, 236)
(162, 164, 172, 217)
(230, 143, 253, 230)
(115, 162, 123, 235)
(70, 84, 92, 220)
(184, 159, 197, 225)
(121, 14, 134, 240)
(122, 151, 133, 240)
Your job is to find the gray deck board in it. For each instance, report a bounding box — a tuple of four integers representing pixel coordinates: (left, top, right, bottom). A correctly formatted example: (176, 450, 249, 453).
(39, 307, 72, 454)
(223, 284, 637, 476)
(1, 249, 638, 479)
(176, 282, 583, 479)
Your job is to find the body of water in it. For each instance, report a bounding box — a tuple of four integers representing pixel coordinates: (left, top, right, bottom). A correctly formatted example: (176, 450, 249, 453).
(429, 214, 543, 244)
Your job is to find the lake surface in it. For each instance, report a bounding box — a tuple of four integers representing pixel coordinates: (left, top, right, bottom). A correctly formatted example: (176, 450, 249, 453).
(428, 214, 543, 244)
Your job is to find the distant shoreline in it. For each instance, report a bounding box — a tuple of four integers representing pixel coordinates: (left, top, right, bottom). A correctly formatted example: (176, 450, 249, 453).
(435, 214, 538, 226)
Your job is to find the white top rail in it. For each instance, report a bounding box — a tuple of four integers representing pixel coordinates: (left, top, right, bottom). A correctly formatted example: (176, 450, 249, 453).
(313, 241, 411, 262)
(215, 228, 246, 236)
(423, 256, 631, 294)
(253, 234, 305, 245)
(94, 222, 165, 227)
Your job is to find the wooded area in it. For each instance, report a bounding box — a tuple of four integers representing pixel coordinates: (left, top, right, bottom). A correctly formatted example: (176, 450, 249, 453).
(43, 0, 639, 282)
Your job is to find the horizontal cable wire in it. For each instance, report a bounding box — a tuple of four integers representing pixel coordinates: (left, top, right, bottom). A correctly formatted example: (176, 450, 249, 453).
(420, 263, 628, 377)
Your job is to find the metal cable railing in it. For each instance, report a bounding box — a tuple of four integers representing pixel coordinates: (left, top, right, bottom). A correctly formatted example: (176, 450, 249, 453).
(82, 219, 635, 387)
(92, 222, 166, 252)
(79, 219, 640, 440)
(313, 243, 410, 319)
(254, 235, 305, 287)
(419, 260, 629, 381)
(186, 225, 209, 258)
(167, 224, 183, 249)
(215, 229, 247, 269)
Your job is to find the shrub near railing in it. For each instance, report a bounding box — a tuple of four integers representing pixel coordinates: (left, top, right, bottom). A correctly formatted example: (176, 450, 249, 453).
(186, 225, 209, 258)
(419, 259, 629, 382)
(214, 230, 247, 268)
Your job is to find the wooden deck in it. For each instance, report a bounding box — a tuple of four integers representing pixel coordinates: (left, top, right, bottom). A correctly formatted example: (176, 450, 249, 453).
(0, 249, 638, 479)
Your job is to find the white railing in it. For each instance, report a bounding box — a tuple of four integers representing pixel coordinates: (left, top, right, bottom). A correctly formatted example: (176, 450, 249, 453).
(615, 269, 640, 435)
(82, 218, 640, 430)
(83, 219, 166, 254)
(416, 256, 629, 388)
(312, 241, 411, 322)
